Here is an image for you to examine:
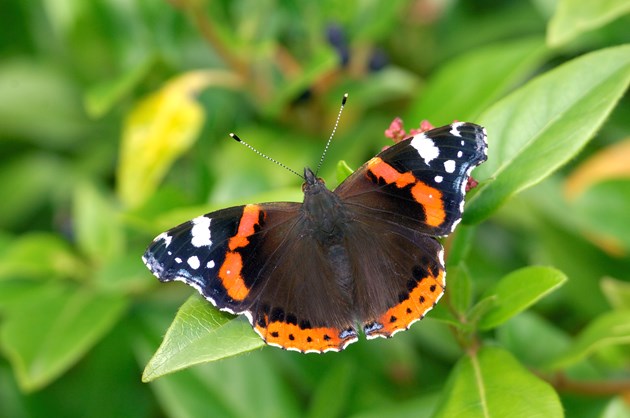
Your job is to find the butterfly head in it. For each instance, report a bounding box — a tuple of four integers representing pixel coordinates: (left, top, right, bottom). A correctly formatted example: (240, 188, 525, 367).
(302, 167, 327, 193)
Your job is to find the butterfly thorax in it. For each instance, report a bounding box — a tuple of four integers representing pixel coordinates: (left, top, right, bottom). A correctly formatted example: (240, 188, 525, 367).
(301, 167, 349, 242)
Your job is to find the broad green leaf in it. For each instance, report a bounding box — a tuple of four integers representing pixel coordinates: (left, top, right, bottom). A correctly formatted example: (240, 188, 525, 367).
(572, 179, 630, 251)
(0, 154, 71, 228)
(306, 361, 354, 418)
(433, 347, 563, 418)
(116, 70, 243, 209)
(601, 277, 630, 310)
(496, 312, 571, 369)
(601, 397, 630, 418)
(74, 182, 124, 263)
(0, 283, 127, 391)
(478, 266, 567, 330)
(84, 55, 155, 118)
(142, 295, 264, 382)
(547, 0, 630, 47)
(550, 310, 630, 369)
(407, 37, 548, 126)
(465, 44, 630, 224)
(522, 179, 623, 317)
(136, 307, 299, 418)
(0, 233, 86, 281)
(0, 59, 88, 146)
(349, 392, 441, 418)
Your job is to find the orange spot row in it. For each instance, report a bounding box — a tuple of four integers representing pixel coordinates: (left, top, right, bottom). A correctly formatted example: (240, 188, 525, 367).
(370, 269, 445, 337)
(255, 320, 355, 352)
(219, 205, 264, 301)
(367, 157, 445, 227)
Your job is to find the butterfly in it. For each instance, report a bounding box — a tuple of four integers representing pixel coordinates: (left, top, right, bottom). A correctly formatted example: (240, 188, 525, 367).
(143, 122, 487, 353)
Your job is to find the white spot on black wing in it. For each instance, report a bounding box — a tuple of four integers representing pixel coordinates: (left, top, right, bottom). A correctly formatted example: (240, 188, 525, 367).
(434, 175, 443, 183)
(155, 232, 172, 247)
(187, 256, 200, 269)
(191, 216, 212, 248)
(444, 160, 456, 173)
(410, 134, 440, 165)
(450, 122, 464, 137)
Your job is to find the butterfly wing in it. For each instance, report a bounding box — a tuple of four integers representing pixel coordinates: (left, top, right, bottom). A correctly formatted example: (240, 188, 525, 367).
(335, 122, 487, 236)
(333, 122, 487, 337)
(143, 202, 358, 353)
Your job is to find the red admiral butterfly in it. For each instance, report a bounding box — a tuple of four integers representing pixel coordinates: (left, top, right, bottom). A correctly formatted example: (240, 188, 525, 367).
(143, 122, 487, 353)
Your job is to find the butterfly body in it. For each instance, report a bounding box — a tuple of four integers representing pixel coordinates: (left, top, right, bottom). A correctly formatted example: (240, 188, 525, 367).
(143, 122, 487, 353)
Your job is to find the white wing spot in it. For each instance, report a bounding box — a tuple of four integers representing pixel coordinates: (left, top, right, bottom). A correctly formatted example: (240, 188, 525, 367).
(175, 257, 182, 264)
(187, 256, 200, 269)
(207, 260, 215, 269)
(155, 232, 172, 247)
(191, 216, 212, 248)
(410, 134, 440, 165)
(461, 140, 465, 146)
(435, 175, 443, 183)
(457, 150, 463, 158)
(450, 122, 464, 137)
(444, 160, 456, 173)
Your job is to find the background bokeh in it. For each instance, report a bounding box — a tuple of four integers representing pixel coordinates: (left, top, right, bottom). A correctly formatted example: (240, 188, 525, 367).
(1, 1, 630, 417)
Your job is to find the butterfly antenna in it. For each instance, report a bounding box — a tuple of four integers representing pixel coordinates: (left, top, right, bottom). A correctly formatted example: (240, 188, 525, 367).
(229, 133, 304, 179)
(315, 93, 348, 176)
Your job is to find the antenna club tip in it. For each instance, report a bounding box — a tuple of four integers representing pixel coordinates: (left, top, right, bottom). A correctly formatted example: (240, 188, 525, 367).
(229, 133, 241, 142)
(342, 93, 348, 104)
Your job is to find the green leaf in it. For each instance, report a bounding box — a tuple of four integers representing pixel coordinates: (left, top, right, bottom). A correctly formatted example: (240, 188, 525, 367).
(601, 397, 630, 418)
(465, 44, 630, 224)
(572, 179, 630, 251)
(0, 283, 127, 391)
(336, 160, 354, 184)
(0, 233, 86, 281)
(135, 305, 300, 417)
(601, 277, 630, 310)
(407, 37, 548, 126)
(74, 182, 125, 263)
(496, 312, 571, 369)
(116, 70, 243, 209)
(306, 361, 354, 418)
(550, 310, 630, 369)
(0, 59, 88, 146)
(84, 55, 155, 118)
(432, 347, 563, 418)
(0, 154, 71, 229)
(547, 0, 630, 47)
(478, 266, 567, 330)
(446, 264, 472, 316)
(142, 295, 264, 382)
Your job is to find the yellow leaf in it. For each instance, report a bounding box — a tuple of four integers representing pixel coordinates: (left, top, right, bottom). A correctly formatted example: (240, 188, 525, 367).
(564, 137, 630, 201)
(116, 70, 242, 208)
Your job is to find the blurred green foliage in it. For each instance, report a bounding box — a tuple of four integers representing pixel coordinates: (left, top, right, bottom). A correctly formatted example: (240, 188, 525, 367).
(1, 0, 630, 417)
